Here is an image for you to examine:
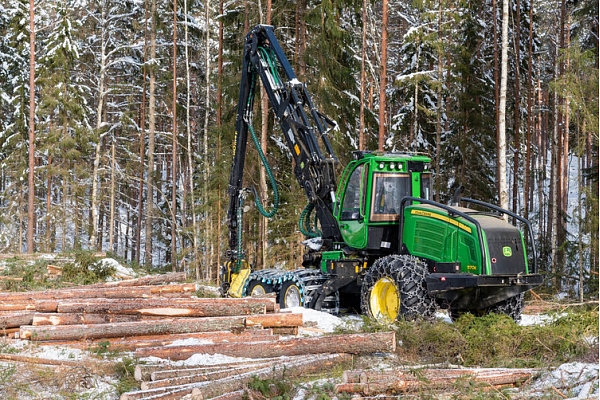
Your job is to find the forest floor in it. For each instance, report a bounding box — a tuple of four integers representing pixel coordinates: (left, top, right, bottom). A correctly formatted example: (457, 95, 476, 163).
(0, 306, 597, 400)
(0, 256, 597, 399)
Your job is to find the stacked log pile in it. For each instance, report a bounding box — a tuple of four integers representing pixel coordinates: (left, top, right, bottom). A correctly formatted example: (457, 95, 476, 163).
(0, 272, 308, 343)
(335, 367, 541, 396)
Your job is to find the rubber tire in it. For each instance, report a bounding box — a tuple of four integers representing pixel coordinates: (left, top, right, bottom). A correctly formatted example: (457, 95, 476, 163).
(278, 281, 303, 309)
(360, 255, 437, 322)
(245, 280, 273, 297)
(488, 293, 525, 322)
(450, 293, 525, 323)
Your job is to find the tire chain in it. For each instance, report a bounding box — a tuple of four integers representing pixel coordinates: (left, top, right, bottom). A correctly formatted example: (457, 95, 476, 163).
(450, 293, 525, 323)
(360, 254, 437, 321)
(246, 268, 339, 314)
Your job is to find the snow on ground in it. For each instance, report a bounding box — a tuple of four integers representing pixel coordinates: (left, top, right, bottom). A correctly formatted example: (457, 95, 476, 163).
(527, 362, 599, 399)
(100, 258, 137, 280)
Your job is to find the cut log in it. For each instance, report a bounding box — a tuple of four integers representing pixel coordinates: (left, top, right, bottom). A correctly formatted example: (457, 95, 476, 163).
(271, 326, 299, 335)
(45, 298, 266, 317)
(44, 329, 277, 352)
(31, 312, 158, 326)
(0, 353, 89, 366)
(141, 362, 277, 390)
(244, 312, 303, 328)
(0, 312, 34, 328)
(81, 272, 188, 288)
(0, 328, 20, 336)
(19, 316, 246, 341)
(135, 331, 396, 360)
(205, 390, 245, 400)
(336, 368, 542, 395)
(120, 353, 351, 400)
(134, 357, 283, 382)
(0, 301, 35, 311)
(0, 283, 197, 302)
(0, 276, 23, 281)
(342, 370, 368, 384)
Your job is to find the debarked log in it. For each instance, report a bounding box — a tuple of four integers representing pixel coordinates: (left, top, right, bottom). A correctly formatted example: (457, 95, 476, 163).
(244, 312, 303, 328)
(0, 301, 35, 311)
(81, 272, 188, 288)
(140, 362, 278, 390)
(31, 312, 157, 326)
(134, 331, 396, 360)
(56, 299, 265, 317)
(0, 283, 197, 302)
(36, 297, 275, 315)
(120, 353, 351, 400)
(19, 316, 246, 341)
(0, 312, 34, 328)
(336, 368, 542, 395)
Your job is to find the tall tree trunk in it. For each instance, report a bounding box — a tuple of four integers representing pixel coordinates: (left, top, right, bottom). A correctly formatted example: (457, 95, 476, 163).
(524, 0, 534, 221)
(434, 0, 444, 202)
(136, 0, 150, 265)
(27, 0, 36, 254)
(498, 0, 510, 211)
(172, 0, 178, 272)
(184, 0, 199, 279)
(203, 0, 211, 278)
(359, 0, 367, 150)
(258, 0, 272, 271)
(493, 0, 500, 197)
(145, 0, 158, 267)
(91, 3, 110, 251)
(378, 0, 388, 151)
(109, 140, 116, 252)
(216, 0, 224, 282)
(512, 0, 521, 214)
(45, 157, 52, 252)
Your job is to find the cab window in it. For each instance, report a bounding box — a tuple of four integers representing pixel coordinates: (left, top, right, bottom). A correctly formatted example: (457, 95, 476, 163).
(371, 173, 411, 221)
(421, 173, 432, 199)
(340, 165, 364, 221)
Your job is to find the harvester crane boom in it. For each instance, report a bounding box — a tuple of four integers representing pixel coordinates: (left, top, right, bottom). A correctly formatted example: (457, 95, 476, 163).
(226, 24, 342, 262)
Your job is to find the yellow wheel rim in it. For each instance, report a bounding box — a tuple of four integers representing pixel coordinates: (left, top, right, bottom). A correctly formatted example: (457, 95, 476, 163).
(250, 284, 267, 296)
(370, 277, 400, 322)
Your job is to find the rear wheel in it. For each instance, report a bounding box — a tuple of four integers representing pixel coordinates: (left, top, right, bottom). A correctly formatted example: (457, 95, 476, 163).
(361, 255, 436, 322)
(450, 294, 525, 323)
(488, 294, 525, 322)
(278, 281, 303, 308)
(245, 280, 273, 297)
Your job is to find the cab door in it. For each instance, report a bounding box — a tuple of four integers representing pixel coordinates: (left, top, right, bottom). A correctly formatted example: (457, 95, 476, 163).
(337, 163, 369, 249)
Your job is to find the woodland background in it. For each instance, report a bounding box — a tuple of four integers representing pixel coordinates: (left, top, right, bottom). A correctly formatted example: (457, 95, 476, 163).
(0, 0, 597, 299)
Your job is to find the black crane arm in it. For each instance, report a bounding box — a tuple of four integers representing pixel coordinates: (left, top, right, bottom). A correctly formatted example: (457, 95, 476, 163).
(226, 25, 342, 260)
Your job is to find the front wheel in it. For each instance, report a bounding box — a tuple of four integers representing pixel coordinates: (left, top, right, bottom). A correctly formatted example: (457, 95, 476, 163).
(278, 281, 303, 308)
(361, 255, 437, 323)
(245, 280, 273, 297)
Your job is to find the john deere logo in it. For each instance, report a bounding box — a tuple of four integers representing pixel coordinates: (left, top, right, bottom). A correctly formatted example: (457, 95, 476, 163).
(503, 246, 512, 257)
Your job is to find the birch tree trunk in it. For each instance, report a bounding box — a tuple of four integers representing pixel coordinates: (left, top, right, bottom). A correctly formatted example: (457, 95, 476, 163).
(90, 3, 108, 250)
(498, 0, 510, 211)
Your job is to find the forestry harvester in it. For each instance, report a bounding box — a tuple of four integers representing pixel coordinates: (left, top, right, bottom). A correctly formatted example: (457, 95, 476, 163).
(220, 25, 542, 322)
